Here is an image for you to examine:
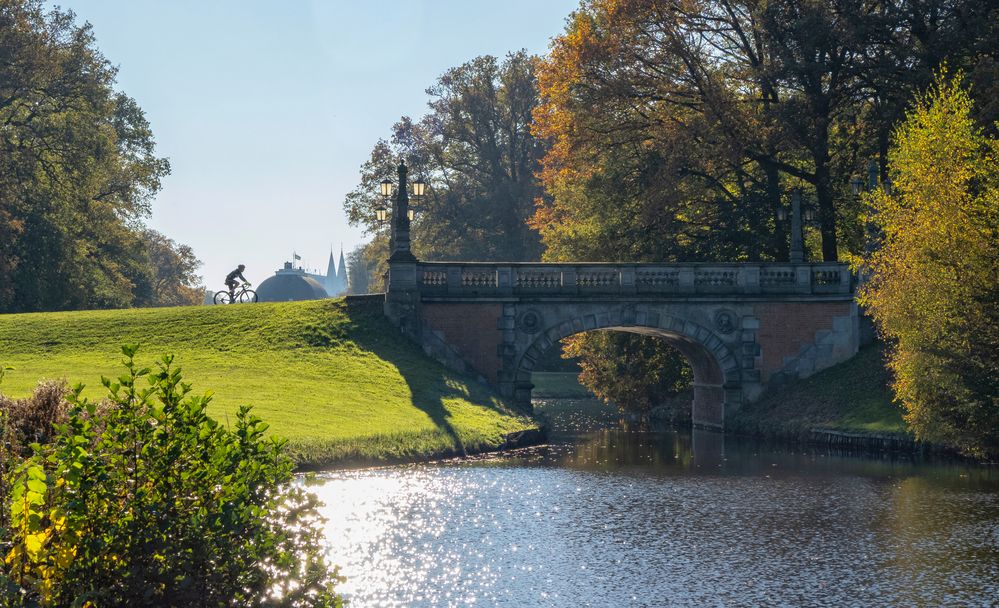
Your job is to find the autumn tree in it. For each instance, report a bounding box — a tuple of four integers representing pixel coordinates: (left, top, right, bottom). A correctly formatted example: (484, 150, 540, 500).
(859, 73, 998, 457)
(564, 332, 692, 418)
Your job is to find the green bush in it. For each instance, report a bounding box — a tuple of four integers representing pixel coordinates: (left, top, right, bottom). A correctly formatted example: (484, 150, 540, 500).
(0, 346, 342, 607)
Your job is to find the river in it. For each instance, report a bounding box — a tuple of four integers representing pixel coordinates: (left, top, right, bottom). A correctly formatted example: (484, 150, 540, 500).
(310, 400, 999, 607)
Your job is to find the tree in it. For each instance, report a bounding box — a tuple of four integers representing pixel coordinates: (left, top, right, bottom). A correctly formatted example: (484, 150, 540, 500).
(345, 243, 375, 295)
(563, 332, 692, 417)
(344, 52, 544, 265)
(532, 0, 998, 265)
(0, 1, 170, 312)
(142, 229, 204, 307)
(858, 72, 998, 458)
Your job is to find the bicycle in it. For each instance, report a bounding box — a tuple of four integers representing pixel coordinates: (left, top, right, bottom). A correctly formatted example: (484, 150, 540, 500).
(213, 282, 257, 304)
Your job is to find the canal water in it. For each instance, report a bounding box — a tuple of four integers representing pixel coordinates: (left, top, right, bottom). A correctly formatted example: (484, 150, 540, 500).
(310, 401, 999, 607)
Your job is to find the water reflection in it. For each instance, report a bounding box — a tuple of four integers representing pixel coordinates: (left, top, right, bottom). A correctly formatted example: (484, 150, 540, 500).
(311, 416, 999, 607)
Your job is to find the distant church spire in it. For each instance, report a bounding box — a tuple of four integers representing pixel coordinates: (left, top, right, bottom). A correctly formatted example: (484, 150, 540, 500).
(326, 245, 343, 280)
(337, 245, 347, 281)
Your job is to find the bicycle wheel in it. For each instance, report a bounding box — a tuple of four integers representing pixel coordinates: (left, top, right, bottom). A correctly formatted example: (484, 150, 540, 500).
(213, 291, 232, 305)
(239, 289, 257, 304)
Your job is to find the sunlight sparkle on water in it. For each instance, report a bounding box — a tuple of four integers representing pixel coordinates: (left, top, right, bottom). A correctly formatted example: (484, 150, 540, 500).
(307, 435, 999, 608)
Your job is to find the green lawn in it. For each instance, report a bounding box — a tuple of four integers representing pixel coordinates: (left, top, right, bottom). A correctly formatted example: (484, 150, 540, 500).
(728, 344, 907, 437)
(530, 371, 593, 399)
(0, 297, 536, 468)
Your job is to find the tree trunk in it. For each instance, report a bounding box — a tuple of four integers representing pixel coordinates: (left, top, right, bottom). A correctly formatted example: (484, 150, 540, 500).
(764, 160, 788, 261)
(814, 160, 838, 261)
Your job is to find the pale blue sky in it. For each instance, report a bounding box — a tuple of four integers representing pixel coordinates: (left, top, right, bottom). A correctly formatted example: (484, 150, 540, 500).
(51, 1, 577, 288)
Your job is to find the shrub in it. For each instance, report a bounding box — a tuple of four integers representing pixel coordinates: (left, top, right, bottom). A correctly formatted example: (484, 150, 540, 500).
(0, 381, 71, 455)
(0, 380, 73, 540)
(0, 346, 343, 607)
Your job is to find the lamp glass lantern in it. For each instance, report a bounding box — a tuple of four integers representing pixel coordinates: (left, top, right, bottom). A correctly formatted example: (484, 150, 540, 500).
(411, 178, 426, 198)
(776, 206, 788, 222)
(379, 179, 393, 198)
(803, 207, 815, 222)
(375, 205, 388, 222)
(407, 209, 415, 221)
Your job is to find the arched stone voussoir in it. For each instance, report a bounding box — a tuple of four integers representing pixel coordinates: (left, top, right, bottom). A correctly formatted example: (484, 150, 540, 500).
(508, 305, 745, 429)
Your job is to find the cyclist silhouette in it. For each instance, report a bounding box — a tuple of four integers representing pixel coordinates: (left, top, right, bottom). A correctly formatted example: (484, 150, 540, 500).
(225, 265, 248, 299)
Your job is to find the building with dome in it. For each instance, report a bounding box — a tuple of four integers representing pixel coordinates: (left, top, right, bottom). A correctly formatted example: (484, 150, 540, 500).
(255, 249, 349, 302)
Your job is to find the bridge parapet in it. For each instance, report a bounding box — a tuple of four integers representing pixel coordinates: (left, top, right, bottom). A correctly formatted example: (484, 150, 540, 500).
(417, 262, 852, 298)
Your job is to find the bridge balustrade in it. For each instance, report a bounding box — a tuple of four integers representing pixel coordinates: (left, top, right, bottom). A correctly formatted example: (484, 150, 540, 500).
(416, 262, 852, 298)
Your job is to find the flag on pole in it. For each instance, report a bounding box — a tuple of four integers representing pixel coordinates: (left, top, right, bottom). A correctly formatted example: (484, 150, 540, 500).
(293, 252, 301, 260)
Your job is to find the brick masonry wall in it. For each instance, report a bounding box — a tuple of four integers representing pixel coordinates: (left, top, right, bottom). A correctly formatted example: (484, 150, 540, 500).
(755, 302, 853, 381)
(420, 303, 503, 383)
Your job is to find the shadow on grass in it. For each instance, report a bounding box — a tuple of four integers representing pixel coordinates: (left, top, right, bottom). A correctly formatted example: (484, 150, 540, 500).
(315, 296, 523, 458)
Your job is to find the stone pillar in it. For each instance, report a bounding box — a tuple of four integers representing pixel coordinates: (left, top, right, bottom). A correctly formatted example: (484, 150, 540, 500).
(389, 160, 415, 264)
(691, 383, 725, 429)
(385, 160, 420, 337)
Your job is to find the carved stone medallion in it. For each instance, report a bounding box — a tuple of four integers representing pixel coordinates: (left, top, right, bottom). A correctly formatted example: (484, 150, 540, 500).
(518, 309, 543, 334)
(714, 309, 738, 335)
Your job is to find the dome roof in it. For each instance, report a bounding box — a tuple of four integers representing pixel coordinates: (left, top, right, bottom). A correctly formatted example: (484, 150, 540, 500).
(257, 269, 329, 302)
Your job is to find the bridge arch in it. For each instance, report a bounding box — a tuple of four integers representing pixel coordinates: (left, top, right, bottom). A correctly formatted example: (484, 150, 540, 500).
(509, 306, 742, 429)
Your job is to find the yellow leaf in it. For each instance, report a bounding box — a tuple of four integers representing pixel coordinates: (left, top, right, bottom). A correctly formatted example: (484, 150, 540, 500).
(25, 531, 48, 559)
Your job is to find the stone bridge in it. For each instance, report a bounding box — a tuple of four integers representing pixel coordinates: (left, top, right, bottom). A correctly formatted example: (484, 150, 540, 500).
(384, 260, 858, 429)
(378, 160, 859, 429)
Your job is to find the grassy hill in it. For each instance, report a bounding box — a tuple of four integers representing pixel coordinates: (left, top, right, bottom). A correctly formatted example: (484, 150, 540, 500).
(0, 297, 536, 468)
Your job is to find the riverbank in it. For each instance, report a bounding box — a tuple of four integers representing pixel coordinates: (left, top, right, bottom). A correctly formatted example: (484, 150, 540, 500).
(726, 344, 924, 449)
(0, 297, 538, 469)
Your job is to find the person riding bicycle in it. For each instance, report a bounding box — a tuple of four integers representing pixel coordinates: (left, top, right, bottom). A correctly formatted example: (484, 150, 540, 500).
(225, 265, 248, 299)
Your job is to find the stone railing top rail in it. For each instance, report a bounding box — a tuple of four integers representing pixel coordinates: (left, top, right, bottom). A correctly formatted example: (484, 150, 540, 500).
(415, 261, 853, 296)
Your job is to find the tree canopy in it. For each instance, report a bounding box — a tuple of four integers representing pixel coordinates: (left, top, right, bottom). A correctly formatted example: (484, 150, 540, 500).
(531, 0, 997, 264)
(0, 1, 200, 312)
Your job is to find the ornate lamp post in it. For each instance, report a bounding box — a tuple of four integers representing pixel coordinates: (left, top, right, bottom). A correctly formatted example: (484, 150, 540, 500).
(379, 160, 428, 330)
